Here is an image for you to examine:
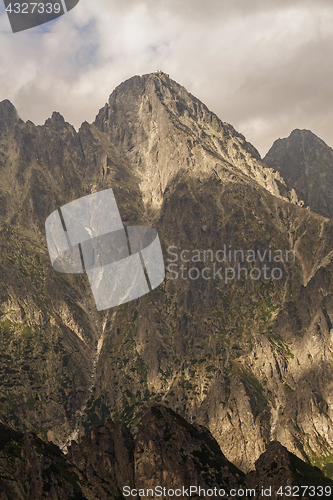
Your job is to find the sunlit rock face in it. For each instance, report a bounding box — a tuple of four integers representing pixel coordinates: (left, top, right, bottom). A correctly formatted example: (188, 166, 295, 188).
(1, 73, 333, 474)
(94, 73, 302, 212)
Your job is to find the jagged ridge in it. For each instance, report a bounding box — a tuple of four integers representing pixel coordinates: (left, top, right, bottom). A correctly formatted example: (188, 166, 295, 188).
(1, 406, 332, 499)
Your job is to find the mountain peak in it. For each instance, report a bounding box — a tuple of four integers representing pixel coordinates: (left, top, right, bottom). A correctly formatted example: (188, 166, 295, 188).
(288, 128, 330, 148)
(44, 111, 75, 133)
(290, 128, 313, 136)
(0, 99, 20, 131)
(93, 73, 299, 210)
(46, 111, 66, 124)
(264, 129, 333, 218)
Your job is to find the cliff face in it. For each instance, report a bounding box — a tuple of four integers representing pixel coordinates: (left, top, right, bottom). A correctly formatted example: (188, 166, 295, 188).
(1, 73, 333, 474)
(245, 440, 333, 500)
(264, 129, 333, 218)
(1, 406, 332, 500)
(133, 406, 243, 498)
(0, 94, 146, 448)
(0, 421, 90, 499)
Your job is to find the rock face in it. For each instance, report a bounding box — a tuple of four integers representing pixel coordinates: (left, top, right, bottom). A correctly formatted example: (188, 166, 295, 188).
(264, 129, 333, 218)
(0, 421, 91, 499)
(1, 72, 333, 475)
(94, 73, 301, 212)
(245, 441, 333, 499)
(133, 405, 243, 498)
(67, 420, 135, 499)
(1, 406, 332, 499)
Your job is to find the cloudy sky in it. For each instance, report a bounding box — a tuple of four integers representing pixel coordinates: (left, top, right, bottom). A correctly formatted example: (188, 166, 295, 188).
(0, 0, 332, 156)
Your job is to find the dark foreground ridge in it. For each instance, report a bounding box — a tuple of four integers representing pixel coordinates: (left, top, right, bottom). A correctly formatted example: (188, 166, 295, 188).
(0, 405, 332, 499)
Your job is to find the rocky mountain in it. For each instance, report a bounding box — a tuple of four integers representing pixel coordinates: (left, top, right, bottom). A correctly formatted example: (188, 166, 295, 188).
(264, 129, 333, 218)
(94, 72, 302, 212)
(245, 439, 333, 499)
(1, 405, 332, 499)
(1, 72, 333, 476)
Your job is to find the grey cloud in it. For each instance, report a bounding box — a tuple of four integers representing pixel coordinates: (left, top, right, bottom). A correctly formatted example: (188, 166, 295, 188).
(0, 0, 332, 156)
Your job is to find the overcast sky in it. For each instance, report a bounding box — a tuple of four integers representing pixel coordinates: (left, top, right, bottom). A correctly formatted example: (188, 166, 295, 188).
(0, 0, 332, 156)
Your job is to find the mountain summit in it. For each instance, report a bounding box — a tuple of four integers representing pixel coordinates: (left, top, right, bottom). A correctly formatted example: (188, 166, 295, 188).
(264, 129, 333, 218)
(94, 72, 301, 211)
(0, 99, 20, 132)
